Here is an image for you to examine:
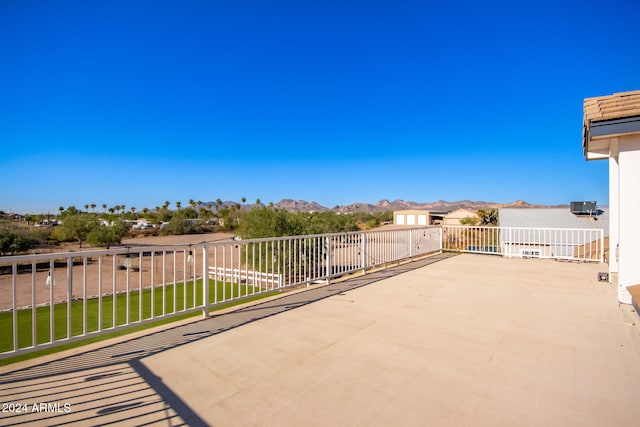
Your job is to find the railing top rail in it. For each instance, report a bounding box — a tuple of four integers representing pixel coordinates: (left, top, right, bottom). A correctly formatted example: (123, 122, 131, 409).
(0, 225, 603, 264)
(500, 226, 604, 232)
(233, 226, 436, 245)
(0, 244, 199, 264)
(0, 227, 438, 263)
(443, 225, 499, 228)
(502, 241, 594, 246)
(444, 225, 604, 233)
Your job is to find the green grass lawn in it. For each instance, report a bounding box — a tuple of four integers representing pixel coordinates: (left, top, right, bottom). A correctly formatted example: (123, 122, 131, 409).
(0, 279, 278, 363)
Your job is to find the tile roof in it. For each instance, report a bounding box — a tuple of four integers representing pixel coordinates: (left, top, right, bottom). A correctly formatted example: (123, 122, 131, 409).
(584, 90, 640, 123)
(582, 90, 640, 159)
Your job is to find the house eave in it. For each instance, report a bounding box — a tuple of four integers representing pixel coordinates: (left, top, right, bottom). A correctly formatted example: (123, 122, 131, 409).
(590, 116, 640, 138)
(583, 115, 640, 161)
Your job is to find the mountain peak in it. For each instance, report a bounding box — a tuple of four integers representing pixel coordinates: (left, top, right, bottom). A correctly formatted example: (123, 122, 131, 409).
(266, 199, 561, 213)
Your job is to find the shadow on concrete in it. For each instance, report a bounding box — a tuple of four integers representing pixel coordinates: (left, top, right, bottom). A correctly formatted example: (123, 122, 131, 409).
(0, 252, 456, 426)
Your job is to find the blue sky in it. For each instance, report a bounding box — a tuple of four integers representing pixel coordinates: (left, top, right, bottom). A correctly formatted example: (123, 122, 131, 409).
(1, 1, 638, 214)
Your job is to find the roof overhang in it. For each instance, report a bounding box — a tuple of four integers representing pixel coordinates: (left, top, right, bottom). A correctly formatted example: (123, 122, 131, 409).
(583, 91, 640, 161)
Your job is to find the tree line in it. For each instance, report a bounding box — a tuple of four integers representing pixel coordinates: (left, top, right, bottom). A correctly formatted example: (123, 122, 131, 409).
(0, 203, 393, 255)
(1, 203, 498, 255)
(236, 207, 392, 239)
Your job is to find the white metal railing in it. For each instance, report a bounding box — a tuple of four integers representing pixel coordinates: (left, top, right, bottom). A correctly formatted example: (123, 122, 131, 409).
(0, 225, 604, 358)
(442, 226, 605, 262)
(0, 227, 441, 358)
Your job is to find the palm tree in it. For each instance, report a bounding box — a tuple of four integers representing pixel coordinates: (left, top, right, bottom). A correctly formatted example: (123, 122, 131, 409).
(84, 204, 89, 212)
(102, 204, 107, 212)
(255, 198, 261, 206)
(175, 201, 182, 211)
(91, 203, 96, 212)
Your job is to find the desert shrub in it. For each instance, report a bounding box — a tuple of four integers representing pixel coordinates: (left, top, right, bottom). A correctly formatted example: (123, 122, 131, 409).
(160, 212, 196, 235)
(0, 226, 37, 255)
(238, 208, 363, 239)
(86, 220, 127, 248)
(460, 216, 480, 226)
(366, 218, 379, 229)
(53, 213, 98, 247)
(237, 207, 302, 239)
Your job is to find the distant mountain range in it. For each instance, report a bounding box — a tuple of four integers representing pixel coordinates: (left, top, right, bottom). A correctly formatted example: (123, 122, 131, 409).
(224, 199, 569, 214)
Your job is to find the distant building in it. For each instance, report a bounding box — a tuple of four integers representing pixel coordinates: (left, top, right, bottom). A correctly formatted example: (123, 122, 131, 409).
(426, 211, 448, 225)
(393, 210, 430, 226)
(443, 208, 478, 225)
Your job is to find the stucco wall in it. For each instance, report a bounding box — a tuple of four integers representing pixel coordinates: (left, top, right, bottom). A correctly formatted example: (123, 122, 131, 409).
(617, 134, 640, 296)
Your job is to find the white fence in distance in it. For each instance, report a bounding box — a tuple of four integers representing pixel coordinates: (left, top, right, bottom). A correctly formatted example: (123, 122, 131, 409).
(208, 266, 283, 289)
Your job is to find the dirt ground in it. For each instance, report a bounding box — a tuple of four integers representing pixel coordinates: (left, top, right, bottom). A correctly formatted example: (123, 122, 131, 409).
(121, 232, 235, 247)
(0, 232, 237, 311)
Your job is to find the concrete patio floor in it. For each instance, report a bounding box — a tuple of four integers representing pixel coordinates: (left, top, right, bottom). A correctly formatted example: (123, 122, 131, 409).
(1, 253, 639, 426)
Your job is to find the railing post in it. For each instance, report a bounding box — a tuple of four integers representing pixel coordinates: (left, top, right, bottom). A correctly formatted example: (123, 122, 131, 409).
(12, 263, 17, 352)
(361, 232, 367, 274)
(409, 229, 413, 259)
(125, 253, 130, 324)
(31, 260, 37, 347)
(202, 243, 209, 318)
(49, 260, 54, 343)
(600, 229, 605, 263)
(67, 256, 73, 340)
(325, 236, 332, 285)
